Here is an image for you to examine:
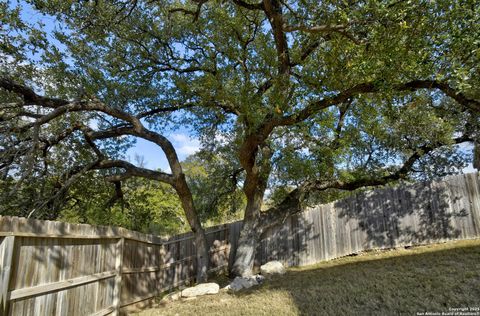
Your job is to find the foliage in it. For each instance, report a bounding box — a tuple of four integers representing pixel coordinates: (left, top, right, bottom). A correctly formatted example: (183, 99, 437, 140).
(59, 175, 189, 235)
(0, 168, 189, 234)
(1, 0, 479, 276)
(183, 151, 245, 224)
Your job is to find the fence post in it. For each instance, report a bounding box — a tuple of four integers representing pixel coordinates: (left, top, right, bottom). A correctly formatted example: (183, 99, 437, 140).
(112, 237, 125, 315)
(1, 236, 15, 316)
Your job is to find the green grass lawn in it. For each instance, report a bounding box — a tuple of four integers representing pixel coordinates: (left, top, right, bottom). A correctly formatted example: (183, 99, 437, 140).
(137, 239, 480, 316)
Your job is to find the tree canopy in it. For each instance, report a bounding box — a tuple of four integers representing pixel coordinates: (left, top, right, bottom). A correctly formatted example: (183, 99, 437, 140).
(1, 0, 479, 277)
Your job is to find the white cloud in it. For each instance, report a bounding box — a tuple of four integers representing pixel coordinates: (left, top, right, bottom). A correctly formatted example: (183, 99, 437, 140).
(171, 133, 190, 143)
(170, 133, 200, 158)
(178, 144, 200, 156)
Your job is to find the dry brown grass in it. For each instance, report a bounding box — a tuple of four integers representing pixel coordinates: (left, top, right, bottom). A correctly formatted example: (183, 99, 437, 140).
(136, 239, 480, 316)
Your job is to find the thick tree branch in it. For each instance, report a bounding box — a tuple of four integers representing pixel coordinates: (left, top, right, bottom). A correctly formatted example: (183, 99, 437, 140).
(290, 39, 321, 67)
(278, 82, 373, 126)
(401, 80, 480, 112)
(104, 181, 127, 210)
(263, 0, 290, 75)
(306, 136, 473, 192)
(169, 7, 199, 20)
(284, 23, 361, 45)
(0, 77, 69, 108)
(40, 124, 84, 151)
(169, 0, 207, 22)
(81, 127, 105, 159)
(232, 0, 264, 10)
(87, 125, 184, 175)
(27, 160, 99, 218)
(0, 110, 43, 121)
(276, 80, 480, 127)
(256, 79, 273, 95)
(136, 102, 197, 119)
(0, 77, 188, 180)
(95, 159, 175, 184)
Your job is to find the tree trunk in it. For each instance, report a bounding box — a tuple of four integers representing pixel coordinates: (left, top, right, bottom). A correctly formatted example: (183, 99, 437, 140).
(230, 216, 261, 277)
(231, 163, 269, 276)
(193, 227, 209, 282)
(231, 184, 297, 276)
(232, 135, 272, 276)
(174, 174, 209, 282)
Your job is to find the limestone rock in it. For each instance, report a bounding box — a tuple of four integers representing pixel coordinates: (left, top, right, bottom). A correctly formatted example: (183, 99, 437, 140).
(260, 261, 286, 276)
(181, 283, 220, 298)
(226, 274, 265, 292)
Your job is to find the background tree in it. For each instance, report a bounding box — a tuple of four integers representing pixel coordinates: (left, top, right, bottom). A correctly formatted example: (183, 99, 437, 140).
(1, 0, 479, 278)
(183, 151, 245, 225)
(0, 2, 213, 281)
(58, 171, 190, 235)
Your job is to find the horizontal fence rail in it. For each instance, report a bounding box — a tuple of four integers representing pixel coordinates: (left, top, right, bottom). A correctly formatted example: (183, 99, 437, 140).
(256, 172, 480, 267)
(1, 172, 479, 315)
(0, 217, 239, 315)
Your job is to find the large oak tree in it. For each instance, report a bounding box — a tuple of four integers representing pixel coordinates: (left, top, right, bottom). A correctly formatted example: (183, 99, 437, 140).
(1, 0, 479, 277)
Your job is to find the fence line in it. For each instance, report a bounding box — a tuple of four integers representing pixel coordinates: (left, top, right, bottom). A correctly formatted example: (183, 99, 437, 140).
(256, 172, 480, 267)
(1, 172, 479, 315)
(0, 216, 239, 315)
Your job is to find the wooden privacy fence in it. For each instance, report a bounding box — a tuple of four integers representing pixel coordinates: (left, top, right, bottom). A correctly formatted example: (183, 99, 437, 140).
(0, 217, 242, 315)
(255, 172, 480, 267)
(1, 172, 480, 315)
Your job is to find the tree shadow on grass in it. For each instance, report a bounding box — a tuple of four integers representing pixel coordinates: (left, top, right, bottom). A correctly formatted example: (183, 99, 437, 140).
(237, 242, 480, 316)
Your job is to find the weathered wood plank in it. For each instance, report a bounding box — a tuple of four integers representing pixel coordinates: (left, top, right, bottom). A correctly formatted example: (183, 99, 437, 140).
(0, 236, 15, 315)
(0, 216, 212, 246)
(112, 238, 124, 315)
(9, 270, 116, 301)
(464, 173, 480, 235)
(90, 305, 114, 316)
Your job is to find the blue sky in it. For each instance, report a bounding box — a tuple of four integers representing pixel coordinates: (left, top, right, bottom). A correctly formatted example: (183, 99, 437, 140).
(459, 143, 476, 173)
(13, 0, 200, 171)
(126, 129, 200, 171)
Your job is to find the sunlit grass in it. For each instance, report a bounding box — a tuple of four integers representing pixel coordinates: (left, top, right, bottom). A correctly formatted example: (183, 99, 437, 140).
(137, 239, 480, 316)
